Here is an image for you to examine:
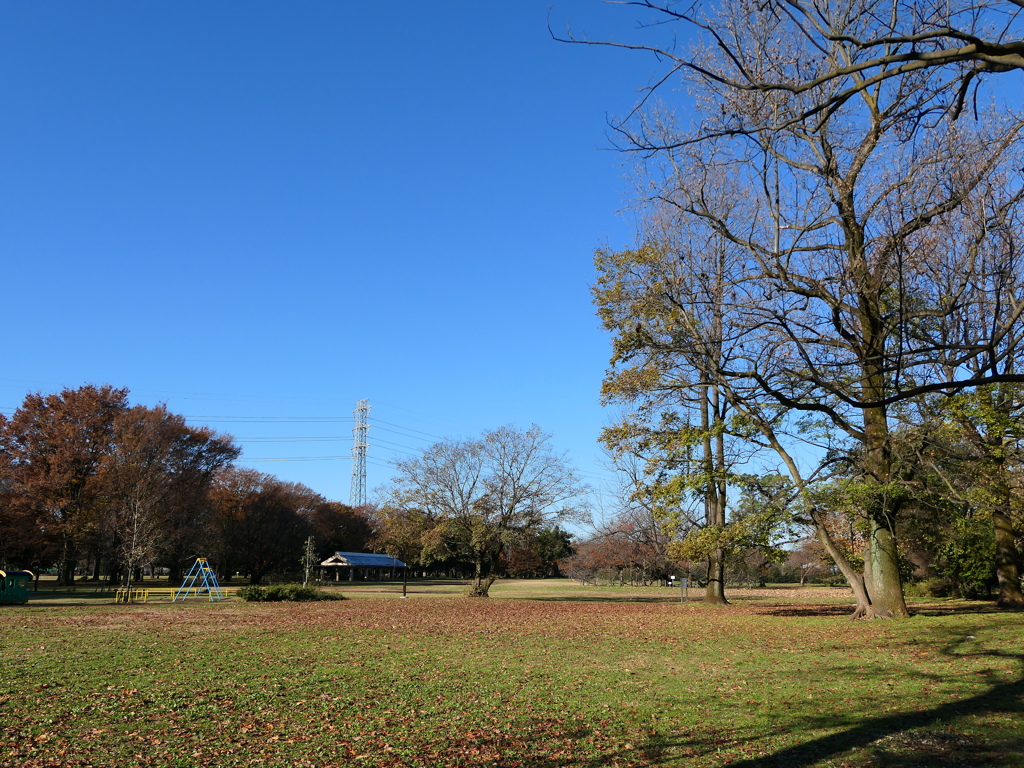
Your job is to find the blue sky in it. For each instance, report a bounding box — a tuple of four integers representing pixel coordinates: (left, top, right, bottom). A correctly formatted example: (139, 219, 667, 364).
(0, 1, 666, 506)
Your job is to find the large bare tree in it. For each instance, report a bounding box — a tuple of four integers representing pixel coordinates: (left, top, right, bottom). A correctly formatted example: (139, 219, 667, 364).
(387, 425, 589, 597)
(585, 0, 1024, 617)
(562, 0, 1024, 133)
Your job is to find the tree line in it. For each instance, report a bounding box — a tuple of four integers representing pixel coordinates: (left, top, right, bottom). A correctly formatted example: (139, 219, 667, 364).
(0, 385, 376, 585)
(0, 386, 581, 589)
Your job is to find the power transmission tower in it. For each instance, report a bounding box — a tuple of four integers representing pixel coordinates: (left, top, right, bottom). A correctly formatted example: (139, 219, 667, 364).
(350, 399, 370, 507)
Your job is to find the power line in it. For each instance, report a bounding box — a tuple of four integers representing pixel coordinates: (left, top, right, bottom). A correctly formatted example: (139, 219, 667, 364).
(234, 437, 349, 442)
(370, 423, 440, 443)
(371, 437, 421, 455)
(241, 456, 351, 462)
(368, 417, 447, 441)
(185, 416, 353, 423)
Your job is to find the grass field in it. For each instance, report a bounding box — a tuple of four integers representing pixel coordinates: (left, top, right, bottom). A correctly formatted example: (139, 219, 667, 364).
(1, 579, 1021, 767)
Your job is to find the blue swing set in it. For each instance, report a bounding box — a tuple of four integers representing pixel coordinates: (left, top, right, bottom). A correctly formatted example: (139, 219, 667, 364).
(173, 558, 226, 602)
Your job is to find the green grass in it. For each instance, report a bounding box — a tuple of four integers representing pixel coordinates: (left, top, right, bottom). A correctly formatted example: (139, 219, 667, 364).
(1, 580, 1021, 767)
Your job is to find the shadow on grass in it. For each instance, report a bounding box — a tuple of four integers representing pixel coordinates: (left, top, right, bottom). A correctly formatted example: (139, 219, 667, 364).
(912, 602, 1006, 617)
(519, 595, 687, 604)
(649, 640, 1024, 768)
(752, 604, 858, 617)
(23, 590, 116, 603)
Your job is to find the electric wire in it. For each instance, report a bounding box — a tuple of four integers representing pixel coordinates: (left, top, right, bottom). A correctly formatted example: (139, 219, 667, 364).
(368, 418, 447, 441)
(240, 456, 350, 463)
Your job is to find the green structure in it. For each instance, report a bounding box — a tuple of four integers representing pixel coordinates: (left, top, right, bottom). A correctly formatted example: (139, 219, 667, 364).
(0, 570, 33, 605)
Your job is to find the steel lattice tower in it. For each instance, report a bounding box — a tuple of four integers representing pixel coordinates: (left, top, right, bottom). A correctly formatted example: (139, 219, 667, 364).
(349, 399, 370, 507)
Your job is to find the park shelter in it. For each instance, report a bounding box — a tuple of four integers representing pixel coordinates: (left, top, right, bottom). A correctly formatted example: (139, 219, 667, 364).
(320, 552, 406, 582)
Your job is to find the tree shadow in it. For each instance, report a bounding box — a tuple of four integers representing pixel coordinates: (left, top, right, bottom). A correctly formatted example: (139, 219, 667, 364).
(911, 602, 1006, 617)
(660, 639, 1024, 768)
(469, 632, 1022, 768)
(751, 604, 856, 617)
(522, 595, 686, 604)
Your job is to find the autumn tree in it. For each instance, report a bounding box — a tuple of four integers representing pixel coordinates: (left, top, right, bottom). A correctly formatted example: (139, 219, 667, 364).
(0, 414, 46, 570)
(503, 526, 575, 578)
(387, 425, 589, 597)
(369, 506, 434, 569)
(785, 538, 831, 586)
(0, 385, 129, 585)
(102, 404, 238, 586)
(601, 356, 746, 602)
(596, 230, 870, 607)
(560, 532, 629, 586)
(207, 468, 317, 584)
(309, 500, 376, 560)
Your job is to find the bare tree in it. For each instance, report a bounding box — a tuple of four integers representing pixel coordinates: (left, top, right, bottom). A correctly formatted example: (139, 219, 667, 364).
(585, 0, 1024, 618)
(387, 425, 589, 597)
(602, 454, 678, 584)
(560, 0, 1024, 132)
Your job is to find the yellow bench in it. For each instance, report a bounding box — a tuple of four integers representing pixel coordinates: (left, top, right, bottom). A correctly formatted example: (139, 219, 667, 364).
(114, 586, 242, 603)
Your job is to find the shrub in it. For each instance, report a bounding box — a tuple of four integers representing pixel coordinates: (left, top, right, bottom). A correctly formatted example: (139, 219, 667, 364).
(236, 585, 268, 602)
(904, 577, 952, 598)
(236, 584, 343, 602)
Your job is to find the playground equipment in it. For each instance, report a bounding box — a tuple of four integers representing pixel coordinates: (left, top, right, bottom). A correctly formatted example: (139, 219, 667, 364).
(173, 558, 226, 602)
(0, 570, 33, 605)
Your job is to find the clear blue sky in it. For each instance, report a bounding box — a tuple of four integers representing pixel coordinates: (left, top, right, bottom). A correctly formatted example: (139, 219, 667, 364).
(0, 1, 666, 505)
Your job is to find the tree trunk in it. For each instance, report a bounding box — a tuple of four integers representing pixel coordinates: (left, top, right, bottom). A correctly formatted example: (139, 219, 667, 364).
(57, 537, 76, 587)
(702, 380, 729, 605)
(814, 519, 872, 618)
(860, 383, 910, 618)
(468, 555, 497, 597)
(993, 508, 1024, 608)
(468, 557, 495, 598)
(742, 402, 873, 616)
(865, 518, 909, 618)
(706, 551, 727, 604)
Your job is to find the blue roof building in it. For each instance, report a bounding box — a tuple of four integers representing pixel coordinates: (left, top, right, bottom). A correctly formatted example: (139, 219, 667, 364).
(320, 552, 406, 568)
(319, 552, 406, 582)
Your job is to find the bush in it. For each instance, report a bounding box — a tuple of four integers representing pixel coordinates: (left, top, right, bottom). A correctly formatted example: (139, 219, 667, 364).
(235, 585, 268, 602)
(236, 584, 343, 602)
(904, 577, 952, 598)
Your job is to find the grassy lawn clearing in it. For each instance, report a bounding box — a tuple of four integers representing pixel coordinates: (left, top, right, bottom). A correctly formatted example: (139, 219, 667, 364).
(1, 581, 1021, 767)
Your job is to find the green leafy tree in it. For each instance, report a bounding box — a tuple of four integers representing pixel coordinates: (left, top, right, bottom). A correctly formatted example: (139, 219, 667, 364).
(893, 388, 1024, 606)
(534, 526, 574, 577)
